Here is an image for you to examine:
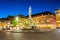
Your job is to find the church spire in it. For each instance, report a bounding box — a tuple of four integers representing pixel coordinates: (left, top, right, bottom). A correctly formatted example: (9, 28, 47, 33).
(28, 6, 33, 27)
(29, 6, 32, 17)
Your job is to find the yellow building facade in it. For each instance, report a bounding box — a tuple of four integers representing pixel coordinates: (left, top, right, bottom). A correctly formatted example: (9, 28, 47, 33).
(55, 9, 60, 27)
(32, 12, 56, 29)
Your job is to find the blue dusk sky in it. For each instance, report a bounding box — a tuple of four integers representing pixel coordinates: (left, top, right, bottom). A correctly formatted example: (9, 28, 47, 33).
(0, 0, 60, 18)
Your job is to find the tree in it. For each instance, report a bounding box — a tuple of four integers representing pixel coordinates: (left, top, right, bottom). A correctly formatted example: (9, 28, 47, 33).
(12, 19, 18, 27)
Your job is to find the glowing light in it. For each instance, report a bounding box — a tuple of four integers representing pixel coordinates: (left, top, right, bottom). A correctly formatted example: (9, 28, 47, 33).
(57, 21, 60, 22)
(16, 16, 19, 21)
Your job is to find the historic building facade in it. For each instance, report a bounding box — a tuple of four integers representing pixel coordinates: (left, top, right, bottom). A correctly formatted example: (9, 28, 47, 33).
(55, 9, 60, 28)
(0, 6, 57, 30)
(11, 12, 56, 29)
(31, 12, 56, 29)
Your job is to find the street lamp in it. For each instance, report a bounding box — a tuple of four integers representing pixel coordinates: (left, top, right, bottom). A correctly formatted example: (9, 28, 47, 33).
(16, 16, 19, 21)
(15, 16, 20, 30)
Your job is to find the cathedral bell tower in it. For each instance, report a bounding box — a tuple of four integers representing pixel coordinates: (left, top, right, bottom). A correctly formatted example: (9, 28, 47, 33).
(28, 6, 33, 27)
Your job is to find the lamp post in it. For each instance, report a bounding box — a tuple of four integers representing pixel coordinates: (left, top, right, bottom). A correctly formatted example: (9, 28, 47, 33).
(16, 16, 19, 21)
(7, 21, 10, 29)
(15, 16, 20, 30)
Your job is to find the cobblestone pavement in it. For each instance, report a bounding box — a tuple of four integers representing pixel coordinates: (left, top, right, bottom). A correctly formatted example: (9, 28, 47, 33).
(0, 29, 60, 40)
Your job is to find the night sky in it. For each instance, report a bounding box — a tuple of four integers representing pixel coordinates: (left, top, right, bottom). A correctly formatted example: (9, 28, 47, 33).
(0, 0, 60, 18)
